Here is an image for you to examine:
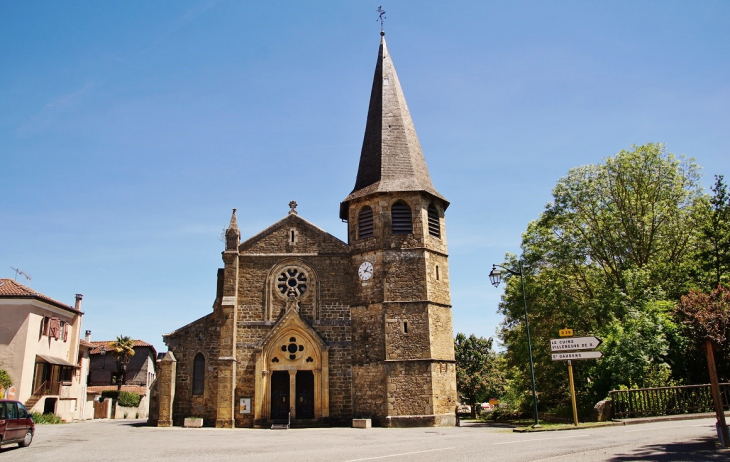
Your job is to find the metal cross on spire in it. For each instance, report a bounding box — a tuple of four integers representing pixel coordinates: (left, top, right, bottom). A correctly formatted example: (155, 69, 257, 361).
(377, 5, 386, 32)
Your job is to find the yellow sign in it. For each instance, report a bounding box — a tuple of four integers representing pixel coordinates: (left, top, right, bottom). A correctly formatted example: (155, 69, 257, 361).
(559, 328, 573, 337)
(489, 399, 499, 405)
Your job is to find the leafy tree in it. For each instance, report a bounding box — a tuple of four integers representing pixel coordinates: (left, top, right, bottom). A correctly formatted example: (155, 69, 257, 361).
(108, 335, 136, 389)
(0, 366, 12, 397)
(498, 144, 706, 416)
(698, 176, 730, 289)
(455, 333, 505, 418)
(676, 286, 730, 354)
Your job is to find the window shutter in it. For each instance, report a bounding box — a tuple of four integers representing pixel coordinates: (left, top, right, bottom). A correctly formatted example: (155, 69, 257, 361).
(63, 322, 69, 342)
(427, 204, 441, 238)
(391, 201, 413, 235)
(358, 206, 374, 239)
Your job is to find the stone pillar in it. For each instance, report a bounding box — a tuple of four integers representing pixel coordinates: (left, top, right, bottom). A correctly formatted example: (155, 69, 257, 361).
(289, 370, 297, 419)
(151, 352, 176, 427)
(215, 244, 239, 428)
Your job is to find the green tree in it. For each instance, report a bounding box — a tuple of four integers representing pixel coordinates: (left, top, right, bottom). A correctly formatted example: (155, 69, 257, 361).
(455, 333, 505, 418)
(0, 365, 12, 398)
(698, 176, 730, 289)
(108, 335, 136, 389)
(498, 144, 705, 416)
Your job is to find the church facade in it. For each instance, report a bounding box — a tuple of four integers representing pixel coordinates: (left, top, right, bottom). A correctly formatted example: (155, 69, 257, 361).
(149, 34, 457, 428)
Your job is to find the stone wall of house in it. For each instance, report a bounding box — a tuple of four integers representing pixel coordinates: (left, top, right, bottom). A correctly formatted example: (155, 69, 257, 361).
(88, 347, 152, 386)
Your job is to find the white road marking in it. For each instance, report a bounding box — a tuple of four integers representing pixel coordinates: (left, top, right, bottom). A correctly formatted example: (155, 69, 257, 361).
(624, 423, 711, 433)
(492, 434, 582, 445)
(343, 447, 457, 461)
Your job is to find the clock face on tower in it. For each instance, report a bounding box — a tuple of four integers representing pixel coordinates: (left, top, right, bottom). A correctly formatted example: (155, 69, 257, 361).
(358, 261, 374, 281)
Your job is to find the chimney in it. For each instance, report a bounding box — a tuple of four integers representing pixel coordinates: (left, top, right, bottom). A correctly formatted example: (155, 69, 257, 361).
(75, 294, 83, 311)
(85, 330, 91, 342)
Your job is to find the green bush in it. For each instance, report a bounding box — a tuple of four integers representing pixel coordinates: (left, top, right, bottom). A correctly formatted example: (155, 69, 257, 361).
(0, 368, 12, 394)
(31, 412, 63, 424)
(101, 390, 120, 400)
(117, 391, 141, 408)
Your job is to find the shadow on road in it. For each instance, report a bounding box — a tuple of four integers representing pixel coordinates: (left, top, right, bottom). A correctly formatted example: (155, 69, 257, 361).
(609, 436, 726, 461)
(117, 419, 149, 428)
(458, 420, 517, 429)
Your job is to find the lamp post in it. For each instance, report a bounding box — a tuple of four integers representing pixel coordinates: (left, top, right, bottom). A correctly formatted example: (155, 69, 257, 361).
(100, 346, 106, 369)
(489, 262, 540, 427)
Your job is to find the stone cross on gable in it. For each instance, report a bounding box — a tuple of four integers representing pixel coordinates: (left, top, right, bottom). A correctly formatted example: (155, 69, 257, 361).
(289, 201, 298, 214)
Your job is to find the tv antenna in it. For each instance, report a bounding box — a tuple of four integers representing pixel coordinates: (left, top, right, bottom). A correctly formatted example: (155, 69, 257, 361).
(10, 267, 31, 283)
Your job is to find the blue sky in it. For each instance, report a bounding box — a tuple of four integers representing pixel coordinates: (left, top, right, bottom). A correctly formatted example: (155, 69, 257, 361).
(2, 1, 729, 353)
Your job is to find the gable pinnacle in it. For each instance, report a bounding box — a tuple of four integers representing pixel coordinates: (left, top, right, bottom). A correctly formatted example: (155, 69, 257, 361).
(227, 208, 239, 231)
(289, 201, 298, 215)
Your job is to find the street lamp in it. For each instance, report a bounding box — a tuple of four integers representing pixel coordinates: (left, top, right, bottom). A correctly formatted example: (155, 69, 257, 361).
(100, 346, 106, 369)
(489, 262, 540, 428)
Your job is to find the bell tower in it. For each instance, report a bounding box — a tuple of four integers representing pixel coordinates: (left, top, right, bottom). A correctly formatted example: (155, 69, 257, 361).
(341, 32, 456, 427)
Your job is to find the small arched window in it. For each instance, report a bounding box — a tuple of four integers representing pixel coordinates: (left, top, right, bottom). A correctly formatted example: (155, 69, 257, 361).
(358, 206, 374, 239)
(192, 353, 205, 395)
(391, 201, 412, 235)
(427, 203, 440, 238)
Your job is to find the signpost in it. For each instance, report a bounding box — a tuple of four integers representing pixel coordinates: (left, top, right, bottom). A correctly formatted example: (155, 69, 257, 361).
(550, 331, 603, 426)
(550, 337, 602, 351)
(551, 351, 603, 361)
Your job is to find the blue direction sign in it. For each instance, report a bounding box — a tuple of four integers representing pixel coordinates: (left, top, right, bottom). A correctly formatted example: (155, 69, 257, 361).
(550, 336, 602, 352)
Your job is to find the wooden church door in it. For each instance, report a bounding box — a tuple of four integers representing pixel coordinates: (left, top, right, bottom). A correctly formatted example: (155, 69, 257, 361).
(295, 371, 314, 419)
(270, 371, 290, 420)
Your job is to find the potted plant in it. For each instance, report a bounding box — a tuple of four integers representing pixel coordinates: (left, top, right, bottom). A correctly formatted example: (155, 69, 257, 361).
(184, 417, 203, 428)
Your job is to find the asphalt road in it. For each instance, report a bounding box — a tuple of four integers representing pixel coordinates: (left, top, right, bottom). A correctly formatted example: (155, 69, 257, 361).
(1, 418, 726, 461)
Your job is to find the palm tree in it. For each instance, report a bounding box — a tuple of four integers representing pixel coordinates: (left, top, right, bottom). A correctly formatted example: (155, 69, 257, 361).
(108, 335, 135, 390)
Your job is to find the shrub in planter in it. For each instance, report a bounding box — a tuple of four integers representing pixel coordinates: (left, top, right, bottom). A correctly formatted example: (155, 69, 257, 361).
(31, 412, 63, 424)
(184, 417, 203, 428)
(117, 391, 141, 408)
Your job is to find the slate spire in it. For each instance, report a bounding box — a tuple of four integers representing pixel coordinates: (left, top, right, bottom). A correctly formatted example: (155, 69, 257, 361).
(341, 34, 446, 219)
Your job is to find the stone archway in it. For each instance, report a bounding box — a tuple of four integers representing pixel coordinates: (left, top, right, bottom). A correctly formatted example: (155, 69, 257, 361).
(253, 311, 329, 422)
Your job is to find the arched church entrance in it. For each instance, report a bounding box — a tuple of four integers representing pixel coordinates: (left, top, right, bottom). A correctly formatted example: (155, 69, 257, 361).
(254, 323, 329, 423)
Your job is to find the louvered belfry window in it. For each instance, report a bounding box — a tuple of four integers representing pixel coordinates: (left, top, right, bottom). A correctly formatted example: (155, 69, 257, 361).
(193, 353, 205, 395)
(428, 204, 440, 238)
(358, 206, 374, 239)
(391, 201, 413, 235)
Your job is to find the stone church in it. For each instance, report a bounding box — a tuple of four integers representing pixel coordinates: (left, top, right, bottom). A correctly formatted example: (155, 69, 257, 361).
(149, 33, 457, 428)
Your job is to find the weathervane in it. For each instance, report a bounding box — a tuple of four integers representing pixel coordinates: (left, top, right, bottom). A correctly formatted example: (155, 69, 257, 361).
(377, 5, 386, 32)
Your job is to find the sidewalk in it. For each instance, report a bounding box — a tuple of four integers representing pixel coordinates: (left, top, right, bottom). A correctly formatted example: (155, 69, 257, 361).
(511, 411, 730, 432)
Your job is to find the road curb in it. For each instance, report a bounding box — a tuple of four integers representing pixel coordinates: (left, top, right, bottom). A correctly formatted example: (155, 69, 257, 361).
(513, 422, 624, 432)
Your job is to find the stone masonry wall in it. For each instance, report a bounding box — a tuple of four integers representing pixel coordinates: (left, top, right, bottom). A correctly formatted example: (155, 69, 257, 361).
(428, 305, 455, 361)
(164, 313, 221, 426)
(386, 361, 433, 416)
(384, 303, 430, 360)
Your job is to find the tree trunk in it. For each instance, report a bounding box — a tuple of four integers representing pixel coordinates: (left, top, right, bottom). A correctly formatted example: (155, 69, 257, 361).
(706, 339, 729, 448)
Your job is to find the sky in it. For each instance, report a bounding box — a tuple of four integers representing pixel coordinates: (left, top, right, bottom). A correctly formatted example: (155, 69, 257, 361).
(1, 1, 729, 353)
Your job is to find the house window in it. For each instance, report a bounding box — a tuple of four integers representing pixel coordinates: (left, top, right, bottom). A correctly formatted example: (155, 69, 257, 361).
(428, 203, 440, 238)
(193, 353, 205, 395)
(358, 206, 374, 239)
(391, 201, 412, 235)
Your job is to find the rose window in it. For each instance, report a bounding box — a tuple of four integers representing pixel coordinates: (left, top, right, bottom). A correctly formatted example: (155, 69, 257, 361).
(277, 267, 308, 297)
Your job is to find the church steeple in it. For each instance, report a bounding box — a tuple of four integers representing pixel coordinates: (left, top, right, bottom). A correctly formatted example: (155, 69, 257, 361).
(340, 34, 446, 220)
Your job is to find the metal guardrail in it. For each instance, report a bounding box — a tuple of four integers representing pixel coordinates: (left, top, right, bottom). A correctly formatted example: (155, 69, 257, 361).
(610, 383, 730, 419)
